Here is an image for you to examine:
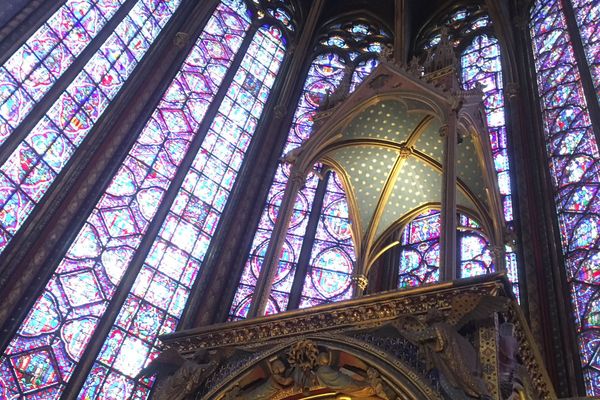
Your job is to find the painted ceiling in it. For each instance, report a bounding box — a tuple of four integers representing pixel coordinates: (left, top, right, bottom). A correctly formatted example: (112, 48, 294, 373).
(326, 99, 487, 244)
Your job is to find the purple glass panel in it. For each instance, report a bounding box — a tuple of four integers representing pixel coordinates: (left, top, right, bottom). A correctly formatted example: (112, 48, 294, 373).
(530, 0, 600, 393)
(0, 2, 250, 397)
(460, 35, 519, 296)
(398, 210, 495, 287)
(77, 24, 284, 399)
(299, 173, 355, 307)
(350, 58, 379, 92)
(398, 210, 441, 288)
(459, 232, 494, 278)
(229, 53, 346, 319)
(267, 8, 294, 31)
(570, 0, 600, 101)
(0, 0, 126, 146)
(0, 0, 183, 255)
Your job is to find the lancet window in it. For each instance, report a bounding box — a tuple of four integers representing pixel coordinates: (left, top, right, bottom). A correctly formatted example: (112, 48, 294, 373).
(0, 0, 184, 255)
(529, 0, 600, 394)
(417, 6, 520, 296)
(0, 0, 292, 398)
(229, 19, 392, 320)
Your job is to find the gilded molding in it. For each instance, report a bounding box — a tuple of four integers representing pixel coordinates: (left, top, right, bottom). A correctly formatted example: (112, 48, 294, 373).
(159, 276, 556, 399)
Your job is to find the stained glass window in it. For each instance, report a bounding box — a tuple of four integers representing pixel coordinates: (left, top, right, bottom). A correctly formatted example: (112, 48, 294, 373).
(530, 0, 600, 394)
(0, 0, 183, 255)
(78, 24, 285, 400)
(0, 0, 289, 397)
(414, 7, 521, 298)
(397, 210, 494, 288)
(0, 0, 127, 146)
(229, 53, 346, 319)
(229, 20, 390, 320)
(417, 4, 490, 51)
(299, 173, 355, 308)
(398, 210, 441, 288)
(460, 34, 520, 297)
(570, 0, 600, 100)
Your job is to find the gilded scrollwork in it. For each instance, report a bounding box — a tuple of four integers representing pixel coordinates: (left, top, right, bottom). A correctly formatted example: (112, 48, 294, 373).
(157, 278, 555, 400)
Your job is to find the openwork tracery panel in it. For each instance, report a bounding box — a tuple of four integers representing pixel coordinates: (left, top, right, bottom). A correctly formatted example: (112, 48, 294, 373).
(530, 0, 600, 394)
(0, 0, 290, 398)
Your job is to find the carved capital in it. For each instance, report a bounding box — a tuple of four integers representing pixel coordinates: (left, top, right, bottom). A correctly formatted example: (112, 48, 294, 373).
(290, 168, 306, 187)
(173, 32, 190, 49)
(450, 94, 464, 113)
(439, 124, 449, 138)
(505, 82, 520, 99)
(353, 274, 369, 290)
(274, 104, 286, 119)
(489, 245, 505, 260)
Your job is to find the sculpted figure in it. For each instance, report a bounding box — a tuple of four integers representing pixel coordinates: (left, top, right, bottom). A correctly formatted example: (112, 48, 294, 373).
(362, 294, 509, 399)
(141, 346, 254, 400)
(231, 358, 293, 400)
(315, 351, 388, 399)
(153, 359, 217, 400)
(138, 349, 218, 400)
(416, 309, 489, 398)
(366, 367, 395, 400)
(315, 351, 366, 392)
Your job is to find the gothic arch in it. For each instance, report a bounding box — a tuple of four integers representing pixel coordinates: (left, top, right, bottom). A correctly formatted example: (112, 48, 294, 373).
(200, 336, 442, 400)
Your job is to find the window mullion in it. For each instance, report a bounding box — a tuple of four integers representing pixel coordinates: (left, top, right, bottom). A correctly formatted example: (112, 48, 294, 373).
(0, 0, 65, 60)
(59, 22, 259, 400)
(287, 169, 331, 310)
(0, 0, 142, 165)
(561, 0, 600, 144)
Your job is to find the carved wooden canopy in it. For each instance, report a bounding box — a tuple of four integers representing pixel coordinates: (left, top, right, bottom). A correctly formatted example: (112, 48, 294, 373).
(155, 275, 556, 400)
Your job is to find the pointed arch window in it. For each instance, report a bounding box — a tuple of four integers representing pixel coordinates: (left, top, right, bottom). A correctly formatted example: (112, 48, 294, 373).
(529, 0, 600, 394)
(417, 6, 520, 297)
(0, 0, 184, 255)
(0, 0, 291, 398)
(460, 33, 520, 296)
(229, 20, 392, 319)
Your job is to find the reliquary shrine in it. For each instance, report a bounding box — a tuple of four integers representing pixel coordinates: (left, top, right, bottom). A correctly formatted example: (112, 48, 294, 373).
(148, 42, 557, 400)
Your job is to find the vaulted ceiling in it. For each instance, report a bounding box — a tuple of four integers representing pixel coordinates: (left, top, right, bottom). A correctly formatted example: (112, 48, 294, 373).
(324, 99, 486, 249)
(296, 0, 451, 49)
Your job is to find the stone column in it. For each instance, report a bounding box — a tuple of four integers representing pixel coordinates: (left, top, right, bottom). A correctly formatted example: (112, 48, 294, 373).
(394, 0, 407, 63)
(439, 110, 458, 281)
(248, 165, 306, 317)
